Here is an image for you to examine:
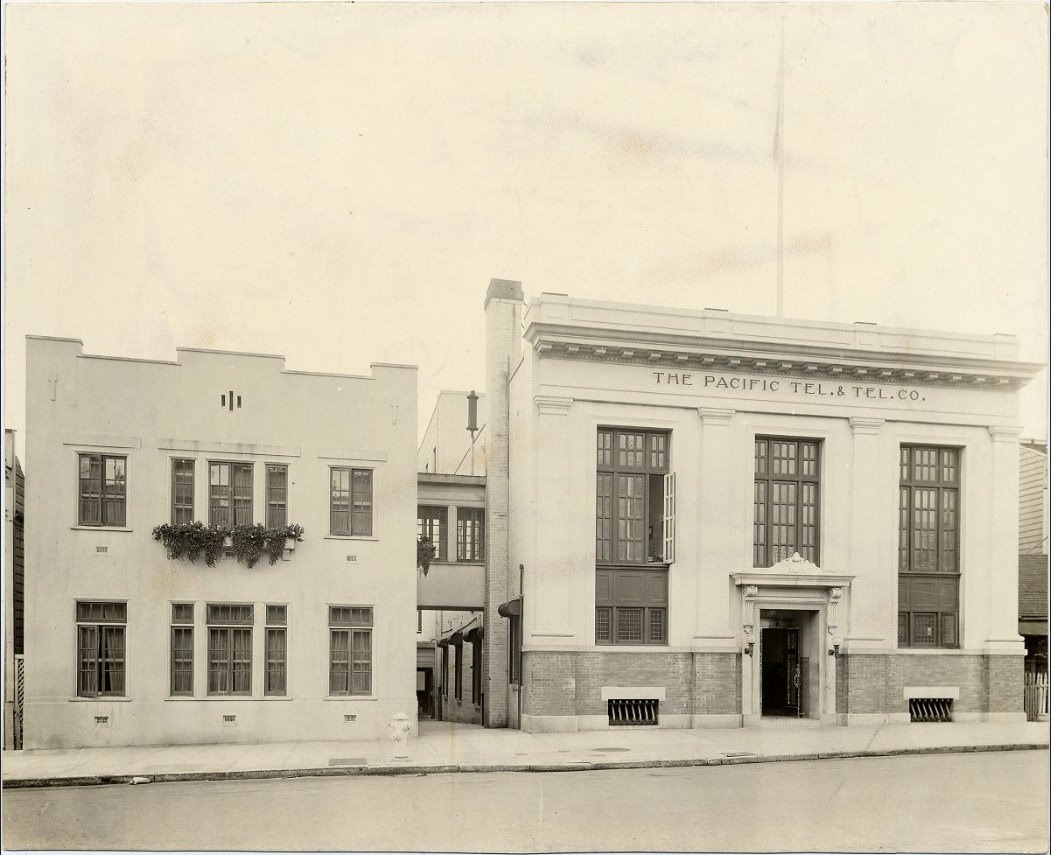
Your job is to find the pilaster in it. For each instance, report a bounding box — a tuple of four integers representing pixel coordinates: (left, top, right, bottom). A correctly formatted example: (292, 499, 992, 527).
(845, 417, 888, 648)
(696, 407, 736, 644)
(985, 425, 1025, 652)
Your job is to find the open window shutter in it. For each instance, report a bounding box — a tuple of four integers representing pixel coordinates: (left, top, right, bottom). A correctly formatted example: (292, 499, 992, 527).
(663, 472, 676, 563)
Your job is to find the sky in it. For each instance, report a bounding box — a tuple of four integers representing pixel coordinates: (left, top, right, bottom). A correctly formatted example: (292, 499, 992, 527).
(3, 2, 1048, 466)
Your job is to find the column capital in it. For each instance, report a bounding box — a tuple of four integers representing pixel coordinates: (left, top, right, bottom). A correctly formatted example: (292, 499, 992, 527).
(988, 424, 1023, 443)
(697, 407, 735, 425)
(849, 416, 884, 435)
(535, 396, 573, 416)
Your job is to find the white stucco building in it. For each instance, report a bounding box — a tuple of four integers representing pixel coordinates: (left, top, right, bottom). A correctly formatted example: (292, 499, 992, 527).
(482, 281, 1042, 731)
(23, 336, 417, 748)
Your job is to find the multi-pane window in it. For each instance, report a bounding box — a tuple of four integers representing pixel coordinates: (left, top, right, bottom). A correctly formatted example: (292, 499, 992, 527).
(595, 568, 668, 645)
(898, 446, 960, 648)
(265, 605, 287, 696)
(753, 438, 820, 567)
(170, 603, 194, 696)
(330, 468, 373, 536)
(76, 601, 127, 697)
(596, 429, 671, 564)
(417, 506, 448, 561)
(209, 463, 253, 527)
(78, 454, 127, 527)
(265, 466, 288, 529)
(457, 508, 485, 561)
(171, 459, 195, 524)
(207, 604, 253, 695)
(329, 607, 372, 695)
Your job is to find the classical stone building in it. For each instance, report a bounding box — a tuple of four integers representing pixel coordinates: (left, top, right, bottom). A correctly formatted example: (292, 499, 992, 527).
(23, 337, 417, 748)
(482, 281, 1041, 730)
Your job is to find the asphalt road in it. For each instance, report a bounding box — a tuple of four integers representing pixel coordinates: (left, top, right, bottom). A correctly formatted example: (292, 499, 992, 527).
(3, 750, 1048, 852)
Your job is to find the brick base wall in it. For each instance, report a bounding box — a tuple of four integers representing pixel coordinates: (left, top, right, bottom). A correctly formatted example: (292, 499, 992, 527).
(837, 653, 1024, 716)
(521, 651, 740, 719)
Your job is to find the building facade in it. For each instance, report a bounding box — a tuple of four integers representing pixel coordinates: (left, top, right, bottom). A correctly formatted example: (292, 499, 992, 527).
(23, 337, 417, 749)
(4, 430, 26, 749)
(483, 282, 1041, 731)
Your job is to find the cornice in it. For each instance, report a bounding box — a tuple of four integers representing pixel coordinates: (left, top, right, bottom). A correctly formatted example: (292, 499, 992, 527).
(528, 327, 1041, 389)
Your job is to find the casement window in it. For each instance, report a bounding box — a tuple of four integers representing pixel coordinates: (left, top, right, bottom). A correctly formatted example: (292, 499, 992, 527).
(171, 459, 195, 525)
(417, 506, 448, 561)
(596, 429, 674, 564)
(330, 468, 373, 536)
(329, 606, 372, 695)
(457, 508, 485, 562)
(209, 463, 253, 527)
(76, 601, 127, 697)
(78, 454, 127, 527)
(265, 466, 288, 529)
(207, 604, 253, 695)
(753, 437, 820, 567)
(898, 446, 960, 648)
(265, 605, 287, 696)
(170, 603, 194, 696)
(595, 567, 668, 645)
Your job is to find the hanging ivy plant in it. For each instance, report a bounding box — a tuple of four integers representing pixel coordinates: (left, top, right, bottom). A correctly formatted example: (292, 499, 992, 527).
(153, 522, 305, 569)
(417, 536, 435, 576)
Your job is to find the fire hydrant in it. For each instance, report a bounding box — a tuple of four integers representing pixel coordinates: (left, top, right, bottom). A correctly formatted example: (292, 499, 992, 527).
(388, 712, 412, 762)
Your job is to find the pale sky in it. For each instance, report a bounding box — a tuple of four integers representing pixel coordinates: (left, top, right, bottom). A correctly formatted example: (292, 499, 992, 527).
(3, 2, 1048, 466)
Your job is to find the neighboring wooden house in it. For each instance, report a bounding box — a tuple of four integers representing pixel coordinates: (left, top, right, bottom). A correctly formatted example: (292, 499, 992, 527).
(1019, 441, 1048, 669)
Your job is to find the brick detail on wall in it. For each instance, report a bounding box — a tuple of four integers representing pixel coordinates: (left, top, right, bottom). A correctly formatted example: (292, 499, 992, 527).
(521, 651, 741, 718)
(837, 654, 1024, 715)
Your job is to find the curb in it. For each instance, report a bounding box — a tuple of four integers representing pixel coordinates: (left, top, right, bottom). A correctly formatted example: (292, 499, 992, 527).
(2, 742, 1047, 790)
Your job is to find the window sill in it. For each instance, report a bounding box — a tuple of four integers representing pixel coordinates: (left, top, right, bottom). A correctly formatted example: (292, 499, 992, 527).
(164, 695, 294, 701)
(324, 695, 377, 701)
(69, 696, 132, 702)
(70, 526, 133, 533)
(324, 535, 379, 542)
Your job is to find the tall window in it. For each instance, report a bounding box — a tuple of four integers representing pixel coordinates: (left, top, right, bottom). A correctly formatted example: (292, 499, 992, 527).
(596, 429, 672, 646)
(209, 463, 253, 527)
(171, 459, 195, 524)
(265, 466, 288, 528)
(170, 603, 194, 696)
(265, 605, 287, 696)
(753, 437, 820, 567)
(417, 506, 448, 561)
(330, 468, 373, 536)
(207, 604, 253, 695)
(898, 446, 960, 648)
(78, 454, 127, 527)
(457, 508, 485, 561)
(329, 606, 372, 695)
(76, 601, 127, 697)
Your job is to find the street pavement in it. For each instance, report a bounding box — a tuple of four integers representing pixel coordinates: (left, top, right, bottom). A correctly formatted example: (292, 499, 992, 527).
(1, 718, 1047, 787)
(3, 751, 1048, 851)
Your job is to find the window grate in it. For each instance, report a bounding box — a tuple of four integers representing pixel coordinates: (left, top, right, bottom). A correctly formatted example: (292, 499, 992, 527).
(909, 698, 953, 722)
(608, 698, 659, 726)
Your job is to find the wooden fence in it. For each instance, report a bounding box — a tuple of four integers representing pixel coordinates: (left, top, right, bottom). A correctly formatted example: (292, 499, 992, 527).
(1024, 668, 1048, 722)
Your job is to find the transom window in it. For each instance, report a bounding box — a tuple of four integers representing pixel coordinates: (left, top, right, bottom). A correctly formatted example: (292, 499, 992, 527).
(209, 463, 253, 527)
(78, 454, 127, 527)
(329, 606, 372, 695)
(76, 601, 127, 697)
(753, 437, 820, 567)
(330, 468, 373, 536)
(207, 604, 253, 695)
(898, 446, 960, 648)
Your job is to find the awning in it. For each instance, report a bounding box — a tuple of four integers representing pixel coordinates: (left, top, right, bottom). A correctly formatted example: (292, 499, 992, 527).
(437, 638, 450, 648)
(1019, 619, 1048, 636)
(465, 626, 484, 644)
(498, 598, 521, 618)
(449, 631, 464, 646)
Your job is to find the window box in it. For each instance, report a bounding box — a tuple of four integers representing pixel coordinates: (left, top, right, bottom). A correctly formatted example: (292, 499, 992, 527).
(152, 522, 305, 568)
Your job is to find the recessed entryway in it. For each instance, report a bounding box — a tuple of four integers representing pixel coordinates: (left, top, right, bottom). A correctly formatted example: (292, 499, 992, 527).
(760, 609, 818, 719)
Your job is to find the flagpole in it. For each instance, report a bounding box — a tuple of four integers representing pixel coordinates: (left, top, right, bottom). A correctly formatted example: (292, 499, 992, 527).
(776, 20, 785, 319)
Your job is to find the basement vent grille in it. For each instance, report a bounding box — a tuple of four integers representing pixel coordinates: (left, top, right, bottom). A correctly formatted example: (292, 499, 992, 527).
(344, 714, 357, 722)
(909, 698, 953, 722)
(608, 698, 659, 726)
(94, 716, 109, 725)
(222, 714, 237, 723)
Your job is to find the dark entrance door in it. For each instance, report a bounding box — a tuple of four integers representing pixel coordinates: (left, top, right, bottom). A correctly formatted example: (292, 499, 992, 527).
(416, 668, 433, 718)
(761, 627, 800, 716)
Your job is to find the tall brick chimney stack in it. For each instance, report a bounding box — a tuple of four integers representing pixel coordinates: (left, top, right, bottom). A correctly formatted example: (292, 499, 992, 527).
(482, 278, 524, 728)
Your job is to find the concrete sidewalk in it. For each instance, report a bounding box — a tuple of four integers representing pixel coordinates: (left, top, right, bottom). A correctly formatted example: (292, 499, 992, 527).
(3, 719, 1048, 788)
